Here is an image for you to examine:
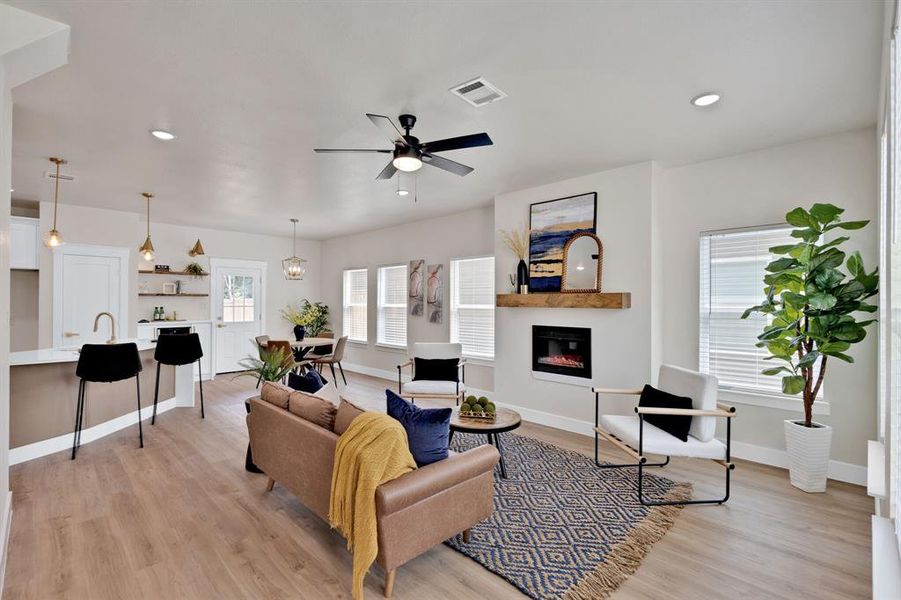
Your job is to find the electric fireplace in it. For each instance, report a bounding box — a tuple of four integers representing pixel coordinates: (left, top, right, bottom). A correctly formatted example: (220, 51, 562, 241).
(532, 325, 592, 383)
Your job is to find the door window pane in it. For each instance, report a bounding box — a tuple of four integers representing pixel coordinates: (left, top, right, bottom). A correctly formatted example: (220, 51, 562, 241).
(223, 274, 255, 323)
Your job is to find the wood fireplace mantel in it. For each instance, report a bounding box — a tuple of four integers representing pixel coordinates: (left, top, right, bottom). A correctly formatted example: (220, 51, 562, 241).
(496, 292, 631, 309)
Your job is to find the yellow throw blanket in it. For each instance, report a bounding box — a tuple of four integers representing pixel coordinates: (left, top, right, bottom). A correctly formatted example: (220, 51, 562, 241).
(329, 412, 416, 599)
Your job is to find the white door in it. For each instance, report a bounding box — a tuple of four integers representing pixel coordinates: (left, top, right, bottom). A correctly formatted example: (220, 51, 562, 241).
(211, 261, 265, 373)
(53, 245, 129, 347)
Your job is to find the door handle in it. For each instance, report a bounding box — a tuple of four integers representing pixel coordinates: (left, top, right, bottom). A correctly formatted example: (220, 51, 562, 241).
(217, 324, 226, 328)
(64, 331, 80, 337)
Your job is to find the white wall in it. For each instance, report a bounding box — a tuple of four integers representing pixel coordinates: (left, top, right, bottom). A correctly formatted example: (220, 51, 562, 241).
(36, 202, 321, 348)
(660, 128, 878, 467)
(494, 162, 659, 425)
(320, 207, 495, 392)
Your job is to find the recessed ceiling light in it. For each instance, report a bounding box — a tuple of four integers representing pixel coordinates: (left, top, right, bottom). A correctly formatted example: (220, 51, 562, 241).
(150, 129, 176, 141)
(691, 93, 721, 107)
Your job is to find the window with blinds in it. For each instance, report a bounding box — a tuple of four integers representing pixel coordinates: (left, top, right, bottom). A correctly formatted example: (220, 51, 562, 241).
(377, 264, 407, 347)
(699, 226, 801, 396)
(342, 268, 368, 343)
(450, 256, 495, 359)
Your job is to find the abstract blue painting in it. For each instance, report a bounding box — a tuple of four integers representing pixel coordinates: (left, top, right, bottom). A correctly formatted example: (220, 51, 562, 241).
(528, 192, 597, 292)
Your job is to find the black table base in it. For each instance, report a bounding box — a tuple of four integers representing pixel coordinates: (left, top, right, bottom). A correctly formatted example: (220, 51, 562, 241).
(244, 399, 263, 473)
(449, 429, 508, 479)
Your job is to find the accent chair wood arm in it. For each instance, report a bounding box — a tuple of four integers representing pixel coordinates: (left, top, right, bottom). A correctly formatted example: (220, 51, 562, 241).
(634, 406, 736, 418)
(592, 387, 643, 395)
(396, 360, 413, 371)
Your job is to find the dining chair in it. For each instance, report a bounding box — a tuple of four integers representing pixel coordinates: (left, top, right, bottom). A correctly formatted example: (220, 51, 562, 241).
(310, 336, 348, 385)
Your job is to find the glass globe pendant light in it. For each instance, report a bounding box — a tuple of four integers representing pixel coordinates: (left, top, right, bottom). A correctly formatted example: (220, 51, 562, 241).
(138, 192, 155, 261)
(282, 218, 307, 280)
(42, 157, 67, 248)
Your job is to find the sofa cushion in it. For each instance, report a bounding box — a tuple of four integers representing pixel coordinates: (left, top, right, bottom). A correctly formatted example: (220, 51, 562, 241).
(287, 369, 326, 393)
(313, 381, 341, 407)
(288, 390, 337, 430)
(334, 398, 365, 435)
(413, 357, 459, 382)
(638, 384, 693, 442)
(260, 381, 291, 409)
(386, 389, 452, 467)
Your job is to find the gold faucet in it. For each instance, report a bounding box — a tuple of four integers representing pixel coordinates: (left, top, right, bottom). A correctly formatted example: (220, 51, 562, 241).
(93, 312, 117, 344)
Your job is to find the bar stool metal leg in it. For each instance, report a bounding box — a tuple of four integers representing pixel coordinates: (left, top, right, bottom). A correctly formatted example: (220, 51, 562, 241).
(152, 362, 161, 425)
(71, 379, 86, 460)
(198, 359, 205, 419)
(135, 375, 144, 448)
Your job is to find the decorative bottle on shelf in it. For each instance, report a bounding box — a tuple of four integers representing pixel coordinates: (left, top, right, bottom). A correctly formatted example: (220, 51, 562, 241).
(153, 307, 159, 321)
(516, 259, 529, 294)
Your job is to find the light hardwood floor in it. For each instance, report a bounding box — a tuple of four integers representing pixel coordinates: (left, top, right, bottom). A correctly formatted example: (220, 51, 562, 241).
(3, 372, 871, 599)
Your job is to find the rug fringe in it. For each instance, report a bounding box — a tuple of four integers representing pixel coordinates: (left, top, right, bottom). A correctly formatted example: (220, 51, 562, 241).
(562, 482, 693, 600)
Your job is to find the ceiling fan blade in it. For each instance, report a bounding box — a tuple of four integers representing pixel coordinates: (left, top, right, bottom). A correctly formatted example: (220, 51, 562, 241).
(313, 148, 392, 153)
(421, 132, 492, 154)
(366, 113, 407, 146)
(376, 160, 398, 180)
(421, 153, 474, 176)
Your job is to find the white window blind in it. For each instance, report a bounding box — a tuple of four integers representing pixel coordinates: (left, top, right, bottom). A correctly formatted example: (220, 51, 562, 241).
(343, 268, 368, 343)
(450, 257, 495, 359)
(377, 265, 407, 347)
(699, 226, 799, 396)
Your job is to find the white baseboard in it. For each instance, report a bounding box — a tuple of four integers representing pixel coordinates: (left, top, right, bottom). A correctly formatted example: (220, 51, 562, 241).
(0, 490, 11, 596)
(9, 397, 177, 466)
(340, 364, 867, 486)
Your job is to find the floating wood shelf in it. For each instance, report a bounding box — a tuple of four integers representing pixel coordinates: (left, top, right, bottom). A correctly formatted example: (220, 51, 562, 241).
(138, 270, 208, 277)
(496, 292, 631, 309)
(138, 293, 209, 297)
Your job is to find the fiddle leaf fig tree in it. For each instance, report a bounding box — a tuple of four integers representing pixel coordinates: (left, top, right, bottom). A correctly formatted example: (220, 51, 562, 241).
(741, 204, 878, 428)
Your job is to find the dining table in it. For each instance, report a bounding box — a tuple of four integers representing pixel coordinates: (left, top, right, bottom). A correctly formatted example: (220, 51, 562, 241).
(290, 336, 334, 361)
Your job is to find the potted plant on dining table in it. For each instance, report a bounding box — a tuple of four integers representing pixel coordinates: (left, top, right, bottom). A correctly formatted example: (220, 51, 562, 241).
(742, 203, 878, 492)
(281, 299, 330, 341)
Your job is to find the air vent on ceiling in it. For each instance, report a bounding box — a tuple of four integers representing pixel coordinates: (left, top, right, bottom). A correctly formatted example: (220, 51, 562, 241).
(45, 171, 74, 182)
(450, 76, 507, 107)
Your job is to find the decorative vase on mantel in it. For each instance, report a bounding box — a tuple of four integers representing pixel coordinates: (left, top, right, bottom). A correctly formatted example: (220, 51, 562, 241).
(784, 419, 832, 493)
(293, 325, 306, 341)
(516, 259, 529, 294)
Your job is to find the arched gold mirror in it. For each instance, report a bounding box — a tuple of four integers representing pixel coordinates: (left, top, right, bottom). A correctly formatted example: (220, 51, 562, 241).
(561, 232, 603, 292)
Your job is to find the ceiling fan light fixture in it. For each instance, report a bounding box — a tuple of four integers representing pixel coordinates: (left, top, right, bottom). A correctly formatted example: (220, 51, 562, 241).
(393, 155, 422, 173)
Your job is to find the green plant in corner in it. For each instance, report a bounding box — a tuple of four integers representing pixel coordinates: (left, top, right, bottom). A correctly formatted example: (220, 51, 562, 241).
(741, 203, 878, 428)
(281, 299, 330, 336)
(235, 345, 293, 383)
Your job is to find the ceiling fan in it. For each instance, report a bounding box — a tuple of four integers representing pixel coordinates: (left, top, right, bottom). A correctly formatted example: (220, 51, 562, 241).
(314, 113, 492, 180)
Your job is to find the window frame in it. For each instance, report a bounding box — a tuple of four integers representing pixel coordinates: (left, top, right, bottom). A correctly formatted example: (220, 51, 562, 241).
(450, 254, 496, 361)
(342, 267, 369, 344)
(376, 263, 408, 349)
(698, 224, 828, 412)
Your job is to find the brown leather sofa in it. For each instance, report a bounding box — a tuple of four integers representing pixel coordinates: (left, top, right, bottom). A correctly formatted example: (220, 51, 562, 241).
(246, 391, 499, 597)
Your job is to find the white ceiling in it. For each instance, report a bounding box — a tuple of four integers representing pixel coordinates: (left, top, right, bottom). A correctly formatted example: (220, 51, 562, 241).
(7, 0, 883, 240)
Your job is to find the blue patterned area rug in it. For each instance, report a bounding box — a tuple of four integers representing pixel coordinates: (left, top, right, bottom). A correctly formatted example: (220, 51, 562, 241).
(445, 432, 692, 600)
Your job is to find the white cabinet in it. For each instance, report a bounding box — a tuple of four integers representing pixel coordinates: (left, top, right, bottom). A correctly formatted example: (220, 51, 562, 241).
(10, 217, 39, 270)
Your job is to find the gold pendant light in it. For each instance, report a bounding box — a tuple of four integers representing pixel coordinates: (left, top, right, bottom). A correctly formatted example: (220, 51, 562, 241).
(188, 238, 205, 256)
(139, 192, 155, 261)
(282, 218, 307, 280)
(42, 157, 67, 248)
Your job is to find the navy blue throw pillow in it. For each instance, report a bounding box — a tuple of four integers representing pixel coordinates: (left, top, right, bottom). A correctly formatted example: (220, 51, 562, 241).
(638, 384, 693, 442)
(287, 369, 327, 394)
(386, 389, 452, 467)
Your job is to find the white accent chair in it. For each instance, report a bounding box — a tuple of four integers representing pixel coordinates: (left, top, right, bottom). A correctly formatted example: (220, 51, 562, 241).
(397, 343, 466, 405)
(593, 364, 737, 506)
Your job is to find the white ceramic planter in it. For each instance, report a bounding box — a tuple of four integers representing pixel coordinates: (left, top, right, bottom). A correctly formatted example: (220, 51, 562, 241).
(784, 419, 833, 493)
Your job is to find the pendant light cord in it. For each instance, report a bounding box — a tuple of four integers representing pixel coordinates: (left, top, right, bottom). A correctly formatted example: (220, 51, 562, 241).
(52, 159, 60, 230)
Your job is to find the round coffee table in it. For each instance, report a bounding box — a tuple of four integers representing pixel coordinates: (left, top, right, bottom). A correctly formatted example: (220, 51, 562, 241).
(449, 407, 521, 479)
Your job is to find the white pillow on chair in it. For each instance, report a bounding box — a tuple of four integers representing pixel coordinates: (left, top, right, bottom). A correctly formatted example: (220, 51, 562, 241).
(657, 364, 718, 442)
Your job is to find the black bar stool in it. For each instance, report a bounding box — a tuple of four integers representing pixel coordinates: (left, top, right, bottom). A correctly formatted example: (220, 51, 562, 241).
(152, 332, 205, 424)
(73, 343, 144, 460)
